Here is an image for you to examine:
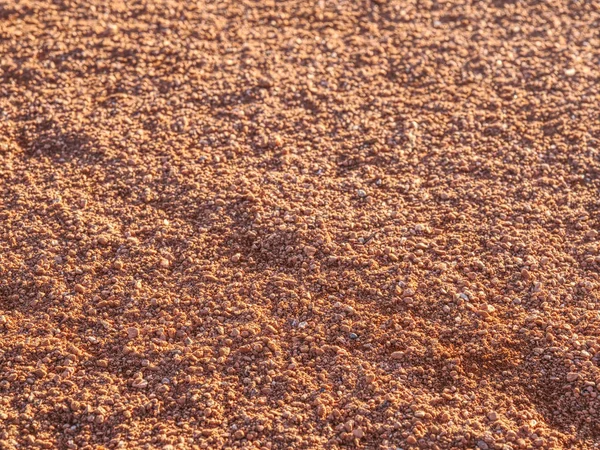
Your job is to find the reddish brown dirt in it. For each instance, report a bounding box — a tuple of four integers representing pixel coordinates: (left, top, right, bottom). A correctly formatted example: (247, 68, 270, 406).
(1, 1, 600, 449)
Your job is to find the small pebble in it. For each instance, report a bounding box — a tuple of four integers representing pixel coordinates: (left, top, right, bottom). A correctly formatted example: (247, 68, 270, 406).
(132, 379, 148, 388)
(567, 372, 579, 382)
(304, 245, 317, 257)
(127, 327, 139, 339)
(234, 430, 245, 440)
(32, 368, 46, 378)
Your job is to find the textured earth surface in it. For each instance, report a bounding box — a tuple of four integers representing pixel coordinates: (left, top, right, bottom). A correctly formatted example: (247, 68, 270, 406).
(1, 0, 600, 449)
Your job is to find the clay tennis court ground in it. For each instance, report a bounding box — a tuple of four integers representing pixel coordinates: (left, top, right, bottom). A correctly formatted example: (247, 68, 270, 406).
(1, 0, 600, 448)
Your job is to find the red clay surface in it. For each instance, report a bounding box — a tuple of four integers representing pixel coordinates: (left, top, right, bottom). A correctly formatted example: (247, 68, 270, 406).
(1, 0, 600, 449)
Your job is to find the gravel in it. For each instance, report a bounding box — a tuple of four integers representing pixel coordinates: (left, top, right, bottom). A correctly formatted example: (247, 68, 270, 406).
(1, 0, 599, 448)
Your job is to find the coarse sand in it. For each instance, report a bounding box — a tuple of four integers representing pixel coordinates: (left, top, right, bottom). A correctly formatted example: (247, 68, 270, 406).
(1, 0, 600, 449)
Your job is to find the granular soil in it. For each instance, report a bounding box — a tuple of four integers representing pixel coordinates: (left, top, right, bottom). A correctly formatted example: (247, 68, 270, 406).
(1, 0, 600, 449)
